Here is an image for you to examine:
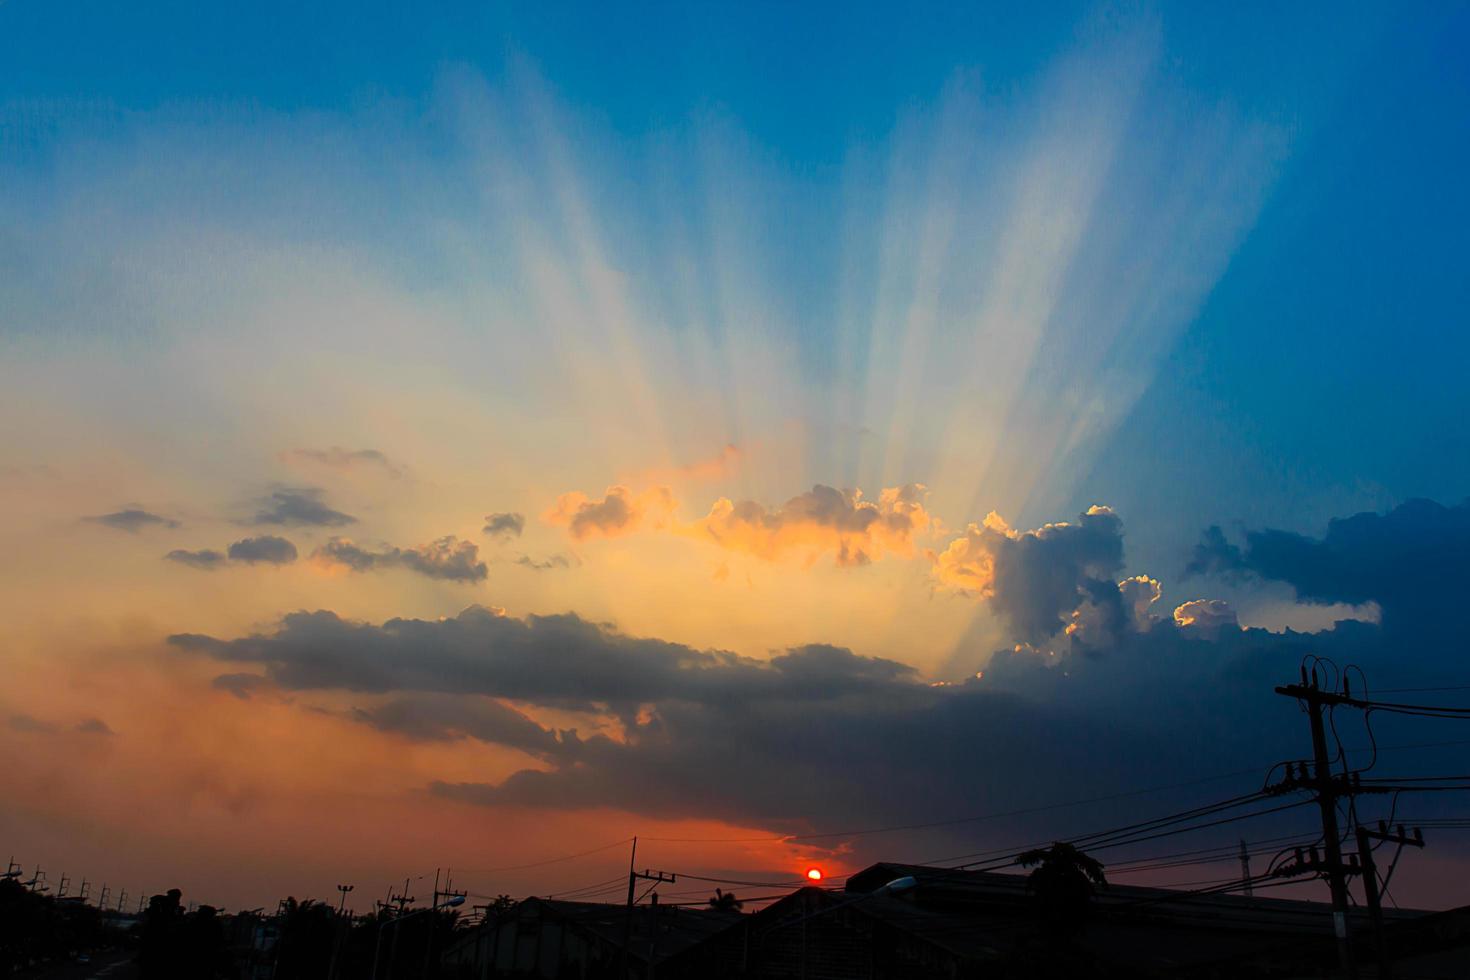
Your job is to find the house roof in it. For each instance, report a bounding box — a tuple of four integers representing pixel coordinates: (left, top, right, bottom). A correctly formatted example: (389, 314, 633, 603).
(453, 896, 741, 964)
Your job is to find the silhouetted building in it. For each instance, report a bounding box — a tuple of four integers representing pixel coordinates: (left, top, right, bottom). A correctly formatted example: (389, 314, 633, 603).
(655, 862, 1470, 979)
(441, 896, 739, 979)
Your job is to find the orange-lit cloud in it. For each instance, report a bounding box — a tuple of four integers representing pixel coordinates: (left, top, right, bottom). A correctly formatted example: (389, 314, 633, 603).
(692, 484, 933, 567)
(1172, 598, 1238, 636)
(545, 485, 678, 540)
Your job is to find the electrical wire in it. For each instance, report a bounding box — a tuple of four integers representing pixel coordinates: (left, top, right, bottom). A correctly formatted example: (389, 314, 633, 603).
(639, 765, 1281, 844)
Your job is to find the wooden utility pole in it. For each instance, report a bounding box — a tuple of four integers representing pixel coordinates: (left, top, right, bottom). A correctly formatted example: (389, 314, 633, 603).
(1355, 821, 1424, 980)
(1276, 668, 1358, 979)
(619, 838, 677, 980)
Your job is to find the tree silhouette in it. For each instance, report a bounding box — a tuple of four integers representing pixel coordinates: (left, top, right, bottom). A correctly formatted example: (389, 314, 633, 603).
(1016, 842, 1107, 936)
(706, 888, 743, 912)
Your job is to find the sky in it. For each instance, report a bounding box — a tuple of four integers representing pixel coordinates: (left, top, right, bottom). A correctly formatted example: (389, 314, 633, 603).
(3, 2, 1470, 913)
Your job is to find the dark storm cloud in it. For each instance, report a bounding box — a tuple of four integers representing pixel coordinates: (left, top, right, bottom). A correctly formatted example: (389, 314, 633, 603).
(313, 536, 488, 582)
(935, 506, 1126, 643)
(283, 447, 404, 478)
(1187, 498, 1470, 633)
(350, 693, 563, 758)
(75, 718, 114, 735)
(249, 487, 356, 527)
(483, 512, 526, 539)
(227, 535, 298, 564)
(164, 548, 228, 570)
(86, 508, 179, 533)
(170, 606, 919, 714)
(169, 499, 1470, 841)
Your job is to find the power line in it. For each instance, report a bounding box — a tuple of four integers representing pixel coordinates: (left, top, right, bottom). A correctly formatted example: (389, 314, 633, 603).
(642, 765, 1279, 845)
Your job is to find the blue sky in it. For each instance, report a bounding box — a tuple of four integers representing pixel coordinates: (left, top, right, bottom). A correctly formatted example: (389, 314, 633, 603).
(4, 2, 1470, 909)
(7, 2, 1466, 562)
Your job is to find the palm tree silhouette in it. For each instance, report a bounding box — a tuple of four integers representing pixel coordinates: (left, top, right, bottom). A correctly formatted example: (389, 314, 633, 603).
(706, 888, 744, 912)
(1016, 842, 1106, 935)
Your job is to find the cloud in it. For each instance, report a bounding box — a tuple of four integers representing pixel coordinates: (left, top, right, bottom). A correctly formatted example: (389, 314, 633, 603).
(212, 673, 270, 700)
(1119, 575, 1163, 631)
(694, 483, 933, 567)
(514, 554, 573, 571)
(350, 693, 563, 758)
(165, 537, 297, 570)
(483, 512, 526, 539)
(172, 600, 1228, 834)
(227, 535, 298, 565)
(281, 447, 404, 478)
(75, 717, 115, 735)
(313, 536, 488, 582)
(166, 500, 1470, 847)
(1172, 598, 1239, 637)
(170, 605, 920, 716)
(933, 506, 1126, 643)
(249, 487, 356, 527)
(545, 486, 677, 540)
(1186, 498, 1470, 634)
(86, 508, 179, 533)
(164, 548, 228, 570)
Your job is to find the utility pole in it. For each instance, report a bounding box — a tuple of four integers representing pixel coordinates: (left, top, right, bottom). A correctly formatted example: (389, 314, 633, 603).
(1238, 841, 1253, 898)
(619, 837, 639, 979)
(57, 873, 70, 899)
(118, 888, 128, 912)
(382, 881, 415, 980)
(1276, 666, 1359, 980)
(619, 839, 680, 979)
(78, 878, 90, 902)
(1355, 821, 1424, 980)
(422, 872, 465, 980)
(623, 866, 677, 978)
(99, 885, 111, 911)
(1, 858, 19, 881)
(328, 884, 355, 980)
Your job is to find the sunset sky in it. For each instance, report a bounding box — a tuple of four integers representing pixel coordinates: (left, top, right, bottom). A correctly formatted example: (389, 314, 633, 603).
(3, 3, 1470, 912)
